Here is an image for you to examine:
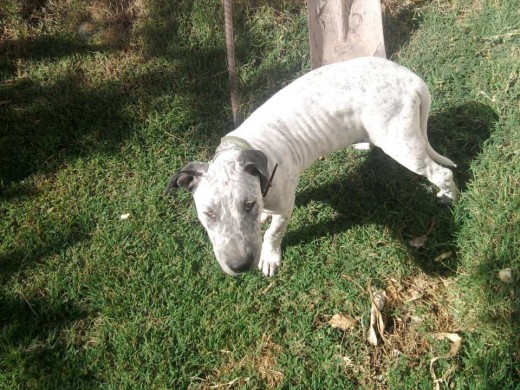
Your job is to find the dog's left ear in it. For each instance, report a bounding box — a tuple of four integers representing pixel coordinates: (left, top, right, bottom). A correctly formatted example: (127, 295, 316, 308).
(238, 150, 270, 194)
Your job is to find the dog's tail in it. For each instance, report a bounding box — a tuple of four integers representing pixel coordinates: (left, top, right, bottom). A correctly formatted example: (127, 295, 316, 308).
(419, 84, 457, 168)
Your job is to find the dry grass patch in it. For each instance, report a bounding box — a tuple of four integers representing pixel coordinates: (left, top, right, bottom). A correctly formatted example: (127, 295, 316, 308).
(331, 273, 462, 388)
(2, 0, 145, 49)
(81, 0, 145, 48)
(383, 273, 459, 353)
(191, 334, 284, 389)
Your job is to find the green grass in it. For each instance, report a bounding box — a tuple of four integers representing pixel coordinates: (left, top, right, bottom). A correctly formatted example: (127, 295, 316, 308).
(1, 0, 519, 388)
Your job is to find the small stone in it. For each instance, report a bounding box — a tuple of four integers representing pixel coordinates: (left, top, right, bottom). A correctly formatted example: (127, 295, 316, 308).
(78, 21, 100, 40)
(498, 268, 513, 284)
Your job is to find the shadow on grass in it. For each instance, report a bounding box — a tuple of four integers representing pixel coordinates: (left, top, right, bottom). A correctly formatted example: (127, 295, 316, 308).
(0, 71, 135, 186)
(0, 216, 97, 387)
(0, 35, 108, 69)
(382, 1, 422, 58)
(0, 294, 97, 387)
(0, 1, 238, 196)
(285, 101, 497, 275)
(0, 219, 92, 284)
(1, 51, 228, 197)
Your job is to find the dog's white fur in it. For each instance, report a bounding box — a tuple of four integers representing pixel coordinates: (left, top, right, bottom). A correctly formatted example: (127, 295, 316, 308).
(173, 57, 458, 276)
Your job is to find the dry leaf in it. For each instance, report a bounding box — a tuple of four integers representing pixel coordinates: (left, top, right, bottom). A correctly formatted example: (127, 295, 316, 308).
(434, 332, 462, 357)
(329, 313, 357, 331)
(498, 268, 513, 284)
(372, 289, 386, 311)
(407, 289, 423, 302)
(367, 325, 379, 346)
(409, 220, 436, 248)
(409, 235, 427, 248)
(120, 213, 130, 220)
(367, 288, 387, 346)
(434, 250, 453, 262)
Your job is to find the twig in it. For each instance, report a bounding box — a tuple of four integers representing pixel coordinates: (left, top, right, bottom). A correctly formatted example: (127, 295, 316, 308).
(210, 376, 249, 388)
(16, 290, 38, 316)
(342, 274, 369, 296)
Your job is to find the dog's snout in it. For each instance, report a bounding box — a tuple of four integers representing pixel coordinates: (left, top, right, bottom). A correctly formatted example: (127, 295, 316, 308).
(228, 253, 255, 273)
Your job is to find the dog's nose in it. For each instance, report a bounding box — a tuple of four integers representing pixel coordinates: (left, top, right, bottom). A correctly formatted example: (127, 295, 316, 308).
(228, 253, 255, 273)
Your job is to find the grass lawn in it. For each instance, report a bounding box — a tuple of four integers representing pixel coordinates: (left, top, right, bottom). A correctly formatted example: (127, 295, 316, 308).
(1, 0, 519, 388)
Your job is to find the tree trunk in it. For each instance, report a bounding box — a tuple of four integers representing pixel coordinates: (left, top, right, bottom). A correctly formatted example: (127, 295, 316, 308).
(224, 0, 241, 127)
(308, 0, 386, 69)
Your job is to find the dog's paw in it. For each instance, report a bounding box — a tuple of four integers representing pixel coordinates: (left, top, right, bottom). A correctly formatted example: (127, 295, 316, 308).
(258, 246, 281, 277)
(436, 187, 459, 205)
(260, 211, 272, 224)
(437, 193, 454, 206)
(352, 142, 372, 151)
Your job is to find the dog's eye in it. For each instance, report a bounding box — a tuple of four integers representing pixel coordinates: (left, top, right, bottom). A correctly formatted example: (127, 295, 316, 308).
(245, 201, 255, 212)
(205, 210, 216, 219)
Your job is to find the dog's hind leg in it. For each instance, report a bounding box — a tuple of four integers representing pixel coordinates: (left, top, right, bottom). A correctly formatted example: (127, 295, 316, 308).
(371, 118, 458, 203)
(381, 137, 458, 203)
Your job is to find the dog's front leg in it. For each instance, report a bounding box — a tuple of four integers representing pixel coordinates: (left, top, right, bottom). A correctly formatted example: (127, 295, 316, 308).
(259, 213, 291, 276)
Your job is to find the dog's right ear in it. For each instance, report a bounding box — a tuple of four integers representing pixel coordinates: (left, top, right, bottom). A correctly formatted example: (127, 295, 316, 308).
(164, 162, 209, 195)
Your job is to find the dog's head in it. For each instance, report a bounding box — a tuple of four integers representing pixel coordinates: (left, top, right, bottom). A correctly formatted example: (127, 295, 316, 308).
(165, 150, 270, 275)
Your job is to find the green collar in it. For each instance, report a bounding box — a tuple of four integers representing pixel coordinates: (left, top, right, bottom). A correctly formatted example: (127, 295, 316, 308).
(214, 136, 252, 155)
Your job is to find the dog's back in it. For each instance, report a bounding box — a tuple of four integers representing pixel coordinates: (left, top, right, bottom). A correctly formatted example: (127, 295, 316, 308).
(231, 57, 430, 170)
